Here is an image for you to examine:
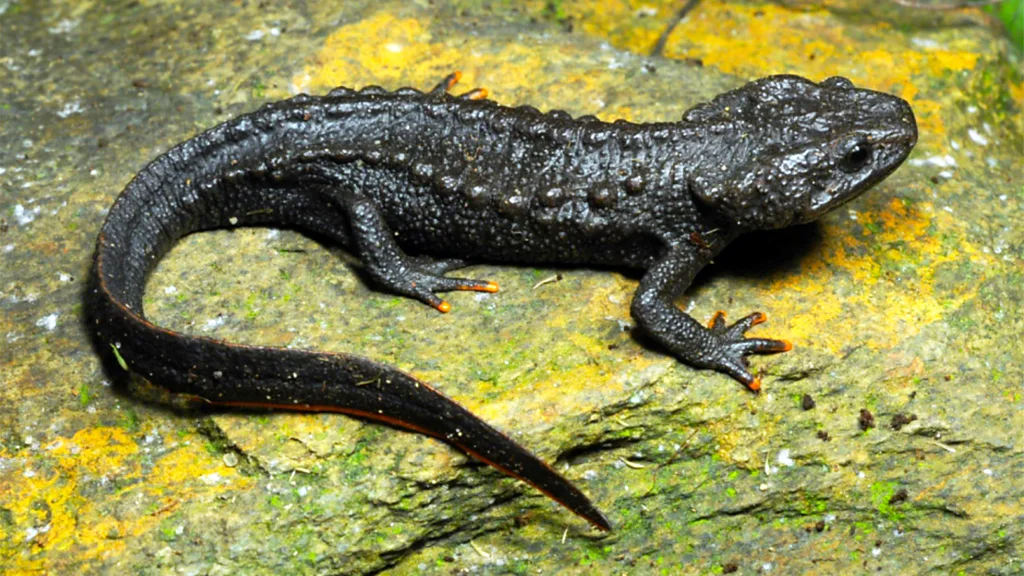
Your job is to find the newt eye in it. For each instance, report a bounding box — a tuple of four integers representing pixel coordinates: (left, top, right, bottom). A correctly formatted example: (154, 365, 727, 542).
(839, 139, 873, 173)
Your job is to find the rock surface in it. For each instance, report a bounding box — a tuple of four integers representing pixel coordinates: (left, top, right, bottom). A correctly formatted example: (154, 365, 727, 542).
(0, 1, 1020, 574)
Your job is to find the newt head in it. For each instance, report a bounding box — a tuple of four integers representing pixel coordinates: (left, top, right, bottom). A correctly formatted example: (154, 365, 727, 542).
(683, 74, 918, 231)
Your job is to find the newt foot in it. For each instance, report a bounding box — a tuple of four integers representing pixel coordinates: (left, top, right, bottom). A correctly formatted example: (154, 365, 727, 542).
(706, 311, 792, 392)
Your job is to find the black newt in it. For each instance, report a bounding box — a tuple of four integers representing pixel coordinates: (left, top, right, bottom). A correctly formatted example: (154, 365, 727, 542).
(88, 72, 917, 531)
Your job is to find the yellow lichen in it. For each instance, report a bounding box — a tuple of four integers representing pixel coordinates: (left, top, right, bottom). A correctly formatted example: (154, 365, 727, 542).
(293, 11, 647, 119)
(766, 197, 995, 354)
(0, 427, 247, 572)
(559, 1, 989, 146)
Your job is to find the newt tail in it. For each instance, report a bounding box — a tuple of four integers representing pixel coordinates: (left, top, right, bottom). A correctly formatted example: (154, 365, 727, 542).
(87, 257, 610, 531)
(86, 74, 612, 530)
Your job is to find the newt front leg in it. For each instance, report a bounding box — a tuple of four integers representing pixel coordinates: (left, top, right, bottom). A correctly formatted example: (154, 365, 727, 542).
(630, 247, 791, 392)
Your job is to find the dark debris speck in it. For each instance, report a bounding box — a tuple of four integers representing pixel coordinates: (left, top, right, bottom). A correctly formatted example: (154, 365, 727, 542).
(801, 393, 816, 410)
(858, 409, 875, 431)
(804, 520, 827, 533)
(890, 413, 917, 431)
(888, 488, 909, 505)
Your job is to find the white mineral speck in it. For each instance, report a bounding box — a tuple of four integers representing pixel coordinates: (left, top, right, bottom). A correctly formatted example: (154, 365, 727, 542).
(199, 473, 223, 485)
(909, 155, 955, 168)
(36, 313, 58, 331)
(203, 316, 226, 331)
(56, 100, 84, 118)
(14, 204, 38, 225)
(48, 19, 78, 34)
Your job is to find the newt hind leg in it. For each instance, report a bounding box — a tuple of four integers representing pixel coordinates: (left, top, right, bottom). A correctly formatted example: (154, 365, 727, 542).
(430, 71, 463, 95)
(409, 255, 471, 276)
(347, 198, 498, 313)
(430, 71, 490, 100)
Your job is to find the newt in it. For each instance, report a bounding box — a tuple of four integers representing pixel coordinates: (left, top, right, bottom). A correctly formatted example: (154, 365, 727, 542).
(88, 72, 917, 531)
